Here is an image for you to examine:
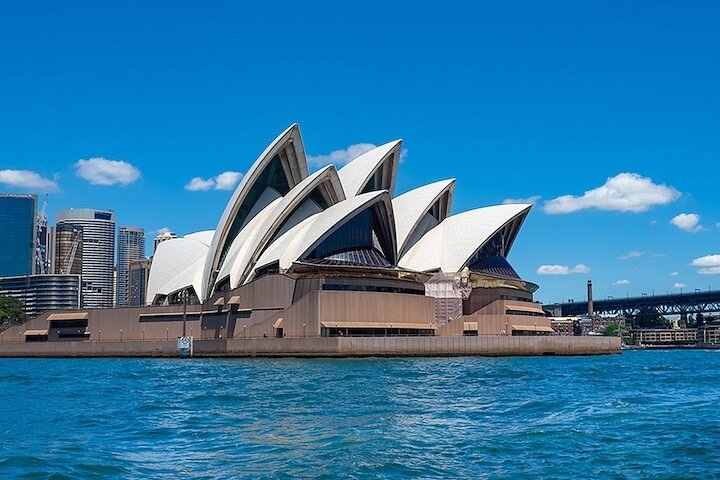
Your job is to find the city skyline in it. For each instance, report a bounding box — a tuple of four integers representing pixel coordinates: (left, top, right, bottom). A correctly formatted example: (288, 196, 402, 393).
(1, 2, 719, 304)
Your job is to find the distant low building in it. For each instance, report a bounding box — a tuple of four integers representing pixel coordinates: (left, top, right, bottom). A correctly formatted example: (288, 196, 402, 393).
(632, 328, 697, 346)
(0, 274, 81, 318)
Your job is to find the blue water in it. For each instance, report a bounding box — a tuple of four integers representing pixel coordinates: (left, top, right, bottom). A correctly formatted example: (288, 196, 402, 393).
(1, 351, 720, 479)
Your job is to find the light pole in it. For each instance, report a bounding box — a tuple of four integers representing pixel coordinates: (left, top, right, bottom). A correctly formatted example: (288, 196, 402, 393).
(182, 288, 188, 338)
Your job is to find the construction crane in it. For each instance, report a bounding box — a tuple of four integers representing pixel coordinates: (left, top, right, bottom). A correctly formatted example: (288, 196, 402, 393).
(60, 228, 81, 274)
(35, 194, 49, 274)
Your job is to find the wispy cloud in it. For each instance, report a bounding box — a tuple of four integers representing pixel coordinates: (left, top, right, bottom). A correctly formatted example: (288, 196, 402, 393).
(670, 271, 679, 276)
(307, 143, 378, 168)
(307, 143, 409, 169)
(674, 282, 686, 289)
(613, 279, 630, 285)
(75, 157, 141, 186)
(536, 264, 591, 275)
(503, 195, 542, 206)
(542, 173, 680, 214)
(185, 171, 243, 191)
(691, 254, 720, 275)
(0, 169, 59, 192)
(619, 251, 644, 260)
(671, 213, 704, 233)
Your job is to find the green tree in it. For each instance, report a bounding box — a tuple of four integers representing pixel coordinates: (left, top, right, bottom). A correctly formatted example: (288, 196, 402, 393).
(603, 322, 631, 341)
(0, 295, 27, 326)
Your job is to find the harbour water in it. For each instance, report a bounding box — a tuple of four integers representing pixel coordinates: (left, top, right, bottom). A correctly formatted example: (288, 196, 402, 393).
(1, 350, 719, 479)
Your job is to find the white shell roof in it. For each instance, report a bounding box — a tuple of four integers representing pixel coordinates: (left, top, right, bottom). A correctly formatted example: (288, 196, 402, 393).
(398, 204, 532, 273)
(337, 140, 401, 197)
(250, 190, 393, 279)
(228, 165, 346, 288)
(183, 230, 215, 246)
(146, 237, 210, 304)
(392, 179, 455, 258)
(216, 197, 283, 287)
(201, 123, 308, 300)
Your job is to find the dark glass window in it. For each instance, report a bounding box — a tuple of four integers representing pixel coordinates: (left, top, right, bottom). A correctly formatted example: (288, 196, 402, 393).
(268, 186, 330, 245)
(219, 154, 291, 266)
(310, 209, 373, 258)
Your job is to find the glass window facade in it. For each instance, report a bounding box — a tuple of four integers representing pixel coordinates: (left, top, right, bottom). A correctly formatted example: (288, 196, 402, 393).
(219, 154, 291, 266)
(306, 208, 393, 267)
(0, 194, 36, 277)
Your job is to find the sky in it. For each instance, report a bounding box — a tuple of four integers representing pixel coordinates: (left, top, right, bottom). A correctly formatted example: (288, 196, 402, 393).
(0, 0, 718, 304)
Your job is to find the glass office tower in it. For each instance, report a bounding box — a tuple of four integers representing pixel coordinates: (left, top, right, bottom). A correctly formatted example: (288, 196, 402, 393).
(0, 194, 37, 277)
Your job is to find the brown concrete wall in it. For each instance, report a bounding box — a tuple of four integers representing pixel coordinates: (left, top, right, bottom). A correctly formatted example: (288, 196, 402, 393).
(208, 274, 295, 310)
(436, 301, 553, 336)
(0, 304, 204, 343)
(0, 336, 621, 357)
(317, 290, 436, 326)
(238, 291, 320, 338)
(0, 340, 179, 357)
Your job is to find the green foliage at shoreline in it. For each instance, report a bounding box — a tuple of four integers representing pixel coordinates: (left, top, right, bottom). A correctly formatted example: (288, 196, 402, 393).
(0, 295, 27, 326)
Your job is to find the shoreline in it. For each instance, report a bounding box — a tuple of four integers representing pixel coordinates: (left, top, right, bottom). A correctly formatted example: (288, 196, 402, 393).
(0, 335, 621, 358)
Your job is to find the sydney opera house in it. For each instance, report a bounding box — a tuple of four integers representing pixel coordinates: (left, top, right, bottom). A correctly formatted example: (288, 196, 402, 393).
(143, 123, 551, 338)
(4, 124, 554, 346)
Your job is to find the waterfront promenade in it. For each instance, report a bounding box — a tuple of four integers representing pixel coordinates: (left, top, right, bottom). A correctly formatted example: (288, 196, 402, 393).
(0, 335, 620, 357)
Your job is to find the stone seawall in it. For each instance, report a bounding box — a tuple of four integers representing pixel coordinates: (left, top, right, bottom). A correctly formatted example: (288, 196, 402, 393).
(0, 336, 620, 357)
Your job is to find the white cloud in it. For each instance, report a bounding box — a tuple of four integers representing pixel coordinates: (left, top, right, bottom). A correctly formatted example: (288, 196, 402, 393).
(0, 169, 59, 191)
(670, 271, 679, 276)
(155, 227, 172, 235)
(619, 251, 644, 260)
(691, 255, 720, 275)
(613, 279, 630, 285)
(214, 171, 243, 190)
(674, 282, 686, 289)
(670, 213, 704, 233)
(503, 195, 542, 206)
(75, 157, 141, 186)
(542, 173, 680, 214)
(307, 143, 410, 169)
(536, 264, 591, 275)
(185, 171, 243, 191)
(307, 143, 378, 168)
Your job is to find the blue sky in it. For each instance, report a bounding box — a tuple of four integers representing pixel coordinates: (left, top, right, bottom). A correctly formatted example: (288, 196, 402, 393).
(1, 0, 718, 304)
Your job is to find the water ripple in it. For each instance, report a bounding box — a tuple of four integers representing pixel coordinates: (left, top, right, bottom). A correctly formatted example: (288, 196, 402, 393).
(2, 351, 720, 478)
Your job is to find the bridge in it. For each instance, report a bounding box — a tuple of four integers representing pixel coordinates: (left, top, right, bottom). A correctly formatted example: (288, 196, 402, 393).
(549, 290, 720, 320)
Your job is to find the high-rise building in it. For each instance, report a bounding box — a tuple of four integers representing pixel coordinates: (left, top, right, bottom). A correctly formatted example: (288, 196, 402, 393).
(0, 274, 81, 318)
(153, 230, 177, 255)
(128, 258, 151, 306)
(34, 194, 49, 274)
(117, 227, 145, 307)
(54, 209, 115, 309)
(0, 193, 37, 277)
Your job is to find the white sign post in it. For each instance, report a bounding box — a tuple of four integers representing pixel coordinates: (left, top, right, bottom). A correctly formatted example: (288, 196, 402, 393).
(177, 336, 193, 358)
